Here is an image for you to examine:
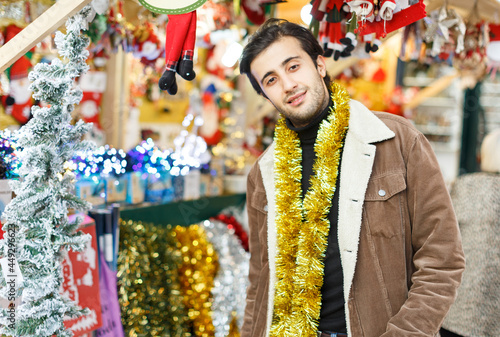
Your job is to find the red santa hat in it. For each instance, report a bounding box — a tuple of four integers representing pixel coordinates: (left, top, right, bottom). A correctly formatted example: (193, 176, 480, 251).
(8, 55, 32, 80)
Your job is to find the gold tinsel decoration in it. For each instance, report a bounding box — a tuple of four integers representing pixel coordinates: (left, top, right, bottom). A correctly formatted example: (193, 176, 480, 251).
(117, 220, 189, 337)
(270, 83, 350, 337)
(173, 224, 219, 337)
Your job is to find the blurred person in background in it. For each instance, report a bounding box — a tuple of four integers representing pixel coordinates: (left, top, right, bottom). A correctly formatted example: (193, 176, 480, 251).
(441, 128, 500, 337)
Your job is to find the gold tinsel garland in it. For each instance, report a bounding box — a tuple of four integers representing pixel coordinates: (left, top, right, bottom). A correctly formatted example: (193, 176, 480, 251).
(270, 83, 350, 337)
(174, 224, 219, 337)
(117, 220, 189, 337)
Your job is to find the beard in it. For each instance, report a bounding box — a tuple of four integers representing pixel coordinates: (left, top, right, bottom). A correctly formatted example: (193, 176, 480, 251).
(272, 78, 329, 128)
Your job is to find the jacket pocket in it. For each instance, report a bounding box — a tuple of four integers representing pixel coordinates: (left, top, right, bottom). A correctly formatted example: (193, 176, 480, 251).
(363, 172, 407, 238)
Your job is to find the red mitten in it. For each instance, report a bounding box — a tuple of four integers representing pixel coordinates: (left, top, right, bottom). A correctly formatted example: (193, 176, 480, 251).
(159, 11, 197, 95)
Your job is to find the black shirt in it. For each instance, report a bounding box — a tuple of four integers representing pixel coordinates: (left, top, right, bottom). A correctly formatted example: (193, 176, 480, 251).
(285, 100, 347, 333)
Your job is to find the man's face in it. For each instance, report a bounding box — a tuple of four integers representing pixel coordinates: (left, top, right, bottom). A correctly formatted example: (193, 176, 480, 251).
(250, 36, 329, 128)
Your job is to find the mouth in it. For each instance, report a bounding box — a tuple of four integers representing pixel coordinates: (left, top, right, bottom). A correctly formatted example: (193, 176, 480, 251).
(287, 91, 306, 106)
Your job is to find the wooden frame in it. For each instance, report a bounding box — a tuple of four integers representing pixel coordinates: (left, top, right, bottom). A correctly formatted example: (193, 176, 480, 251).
(0, 0, 92, 73)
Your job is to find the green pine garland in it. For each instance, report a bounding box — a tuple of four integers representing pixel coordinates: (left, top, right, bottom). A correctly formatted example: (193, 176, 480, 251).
(0, 6, 95, 337)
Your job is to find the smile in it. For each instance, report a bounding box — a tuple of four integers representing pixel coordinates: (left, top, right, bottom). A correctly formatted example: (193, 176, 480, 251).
(287, 92, 306, 106)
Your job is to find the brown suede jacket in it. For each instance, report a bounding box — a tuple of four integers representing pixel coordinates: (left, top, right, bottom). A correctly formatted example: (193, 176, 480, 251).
(242, 100, 465, 337)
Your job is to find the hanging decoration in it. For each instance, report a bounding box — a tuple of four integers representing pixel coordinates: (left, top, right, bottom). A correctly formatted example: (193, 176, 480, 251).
(138, 0, 208, 15)
(452, 1, 488, 88)
(423, 4, 466, 60)
(310, 0, 427, 61)
(158, 11, 198, 95)
(0, 1, 29, 27)
(313, 0, 352, 60)
(0, 5, 94, 337)
(241, 0, 268, 25)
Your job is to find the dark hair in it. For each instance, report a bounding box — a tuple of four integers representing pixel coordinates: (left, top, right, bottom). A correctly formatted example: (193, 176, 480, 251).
(239, 18, 331, 96)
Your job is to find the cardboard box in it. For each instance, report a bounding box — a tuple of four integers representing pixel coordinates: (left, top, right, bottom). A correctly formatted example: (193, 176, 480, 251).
(125, 172, 146, 204)
(75, 178, 106, 207)
(105, 176, 127, 203)
(62, 215, 103, 336)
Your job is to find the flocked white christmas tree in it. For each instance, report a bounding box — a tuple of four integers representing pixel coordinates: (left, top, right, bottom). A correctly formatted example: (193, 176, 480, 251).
(0, 6, 95, 337)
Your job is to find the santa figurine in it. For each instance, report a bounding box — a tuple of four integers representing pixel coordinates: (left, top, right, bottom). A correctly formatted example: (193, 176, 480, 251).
(133, 22, 162, 67)
(1, 25, 36, 125)
(158, 11, 197, 95)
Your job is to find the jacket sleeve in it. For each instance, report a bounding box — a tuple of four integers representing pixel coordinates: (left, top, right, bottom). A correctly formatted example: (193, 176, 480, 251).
(382, 133, 466, 336)
(241, 164, 265, 337)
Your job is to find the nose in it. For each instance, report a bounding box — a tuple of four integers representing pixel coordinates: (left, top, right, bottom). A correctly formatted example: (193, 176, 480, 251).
(281, 74, 298, 92)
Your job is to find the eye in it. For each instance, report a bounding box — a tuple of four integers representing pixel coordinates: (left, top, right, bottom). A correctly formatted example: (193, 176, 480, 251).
(289, 63, 299, 71)
(265, 77, 276, 86)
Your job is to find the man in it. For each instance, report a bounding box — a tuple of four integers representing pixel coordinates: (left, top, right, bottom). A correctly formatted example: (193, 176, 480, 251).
(239, 18, 465, 337)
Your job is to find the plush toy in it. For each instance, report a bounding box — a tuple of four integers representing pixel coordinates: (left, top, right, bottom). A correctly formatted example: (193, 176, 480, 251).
(158, 11, 197, 95)
(313, 0, 353, 60)
(344, 0, 374, 23)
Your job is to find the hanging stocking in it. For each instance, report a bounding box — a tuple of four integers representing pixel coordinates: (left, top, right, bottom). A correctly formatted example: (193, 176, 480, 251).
(159, 11, 197, 95)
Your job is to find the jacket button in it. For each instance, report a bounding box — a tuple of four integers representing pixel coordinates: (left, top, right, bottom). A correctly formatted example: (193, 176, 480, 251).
(378, 189, 386, 197)
(264, 205, 268, 211)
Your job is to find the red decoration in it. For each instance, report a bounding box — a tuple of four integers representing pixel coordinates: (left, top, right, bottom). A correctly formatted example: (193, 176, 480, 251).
(158, 11, 197, 95)
(62, 215, 103, 336)
(241, 0, 266, 25)
(1, 24, 36, 125)
(358, 0, 426, 37)
(212, 214, 249, 252)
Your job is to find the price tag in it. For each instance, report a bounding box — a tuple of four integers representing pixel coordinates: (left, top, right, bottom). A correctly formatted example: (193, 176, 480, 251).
(138, 0, 208, 14)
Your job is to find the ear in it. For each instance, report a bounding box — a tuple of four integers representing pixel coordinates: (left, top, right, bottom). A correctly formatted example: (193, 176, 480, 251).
(316, 54, 327, 78)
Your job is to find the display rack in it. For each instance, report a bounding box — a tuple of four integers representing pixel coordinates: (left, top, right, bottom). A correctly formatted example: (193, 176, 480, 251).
(480, 77, 500, 134)
(120, 193, 247, 227)
(403, 64, 463, 185)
